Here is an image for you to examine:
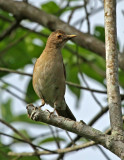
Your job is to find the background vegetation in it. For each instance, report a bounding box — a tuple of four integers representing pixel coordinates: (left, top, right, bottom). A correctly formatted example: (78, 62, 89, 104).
(0, 0, 124, 160)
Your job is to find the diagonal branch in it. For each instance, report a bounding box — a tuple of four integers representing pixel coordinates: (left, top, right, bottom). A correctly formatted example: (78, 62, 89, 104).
(0, 0, 104, 57)
(0, 0, 124, 71)
(27, 105, 106, 142)
(1, 67, 124, 99)
(8, 141, 95, 156)
(0, 119, 41, 160)
(26, 105, 106, 145)
(0, 85, 27, 103)
(0, 67, 32, 76)
(26, 104, 124, 158)
(0, 19, 21, 41)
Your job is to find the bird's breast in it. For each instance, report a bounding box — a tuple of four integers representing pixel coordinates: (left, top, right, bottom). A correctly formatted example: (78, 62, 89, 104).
(33, 52, 65, 104)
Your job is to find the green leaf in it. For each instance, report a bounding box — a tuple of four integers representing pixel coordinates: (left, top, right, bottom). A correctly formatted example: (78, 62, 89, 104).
(12, 129, 30, 139)
(38, 136, 65, 145)
(80, 62, 105, 84)
(1, 99, 13, 122)
(93, 25, 119, 49)
(62, 46, 81, 99)
(0, 10, 14, 33)
(25, 79, 39, 103)
(0, 28, 43, 77)
(119, 69, 124, 87)
(42, 1, 60, 15)
(0, 143, 12, 160)
(66, 64, 81, 99)
(65, 44, 106, 86)
(93, 26, 105, 43)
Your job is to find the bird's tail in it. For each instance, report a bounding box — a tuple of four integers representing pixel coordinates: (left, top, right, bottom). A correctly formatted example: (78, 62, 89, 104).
(56, 103, 76, 121)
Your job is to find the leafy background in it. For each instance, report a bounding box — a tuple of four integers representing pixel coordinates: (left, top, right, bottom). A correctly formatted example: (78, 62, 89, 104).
(0, 0, 124, 160)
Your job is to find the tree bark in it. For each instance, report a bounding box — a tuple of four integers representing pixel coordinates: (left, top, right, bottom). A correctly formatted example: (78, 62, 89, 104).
(26, 105, 124, 158)
(0, 0, 124, 70)
(104, 0, 123, 133)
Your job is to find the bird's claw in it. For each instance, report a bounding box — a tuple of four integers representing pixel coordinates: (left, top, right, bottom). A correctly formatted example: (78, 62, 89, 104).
(26, 104, 41, 119)
(46, 109, 55, 118)
(39, 99, 45, 108)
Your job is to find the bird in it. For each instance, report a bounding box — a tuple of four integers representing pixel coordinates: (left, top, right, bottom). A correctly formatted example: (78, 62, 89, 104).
(32, 30, 76, 121)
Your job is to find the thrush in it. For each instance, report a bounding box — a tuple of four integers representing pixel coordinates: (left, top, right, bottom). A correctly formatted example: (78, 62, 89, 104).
(32, 30, 76, 121)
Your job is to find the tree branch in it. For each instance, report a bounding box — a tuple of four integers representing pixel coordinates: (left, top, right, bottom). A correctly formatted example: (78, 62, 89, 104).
(0, 19, 21, 41)
(84, 0, 90, 33)
(104, 0, 123, 133)
(0, 33, 28, 58)
(26, 105, 106, 145)
(0, 0, 124, 70)
(8, 141, 95, 156)
(0, 119, 41, 160)
(26, 105, 124, 158)
(0, 67, 32, 76)
(0, 85, 26, 103)
(0, 0, 104, 57)
(1, 67, 124, 100)
(0, 132, 57, 153)
(0, 67, 107, 94)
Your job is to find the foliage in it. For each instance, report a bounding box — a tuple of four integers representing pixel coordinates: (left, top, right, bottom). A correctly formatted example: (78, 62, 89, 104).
(0, 0, 124, 160)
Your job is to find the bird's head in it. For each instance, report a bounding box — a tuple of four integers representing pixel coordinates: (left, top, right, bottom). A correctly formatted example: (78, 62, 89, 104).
(46, 30, 76, 49)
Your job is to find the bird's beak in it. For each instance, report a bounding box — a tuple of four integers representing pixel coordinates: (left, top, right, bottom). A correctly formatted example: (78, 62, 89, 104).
(66, 35, 77, 39)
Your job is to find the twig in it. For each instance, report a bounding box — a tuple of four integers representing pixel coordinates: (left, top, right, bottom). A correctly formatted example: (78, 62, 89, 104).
(0, 119, 42, 159)
(0, 67, 32, 77)
(66, 81, 106, 94)
(0, 67, 107, 94)
(0, 67, 124, 101)
(0, 119, 30, 140)
(57, 105, 109, 160)
(0, 33, 28, 58)
(76, 45, 103, 109)
(73, 5, 103, 26)
(0, 86, 27, 103)
(67, 5, 84, 24)
(65, 44, 106, 77)
(0, 24, 39, 59)
(1, 67, 124, 99)
(0, 19, 21, 41)
(0, 14, 48, 38)
(96, 145, 111, 160)
(0, 79, 34, 102)
(88, 106, 108, 126)
(83, 0, 90, 33)
(8, 141, 95, 156)
(0, 132, 57, 153)
(31, 129, 63, 141)
(79, 73, 103, 109)
(48, 125, 61, 149)
(0, 79, 26, 94)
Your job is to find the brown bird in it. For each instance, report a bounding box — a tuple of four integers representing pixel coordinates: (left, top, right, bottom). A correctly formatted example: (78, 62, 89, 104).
(32, 30, 76, 121)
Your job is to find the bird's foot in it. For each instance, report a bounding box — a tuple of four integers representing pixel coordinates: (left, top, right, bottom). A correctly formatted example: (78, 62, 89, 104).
(26, 103, 41, 119)
(47, 108, 56, 118)
(39, 99, 45, 108)
(26, 103, 35, 117)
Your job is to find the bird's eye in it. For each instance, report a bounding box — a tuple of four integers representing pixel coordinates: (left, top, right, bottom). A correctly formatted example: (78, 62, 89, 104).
(57, 35, 62, 38)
